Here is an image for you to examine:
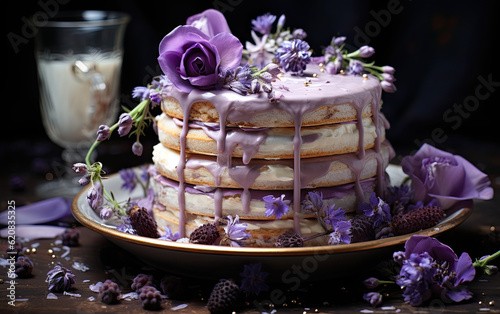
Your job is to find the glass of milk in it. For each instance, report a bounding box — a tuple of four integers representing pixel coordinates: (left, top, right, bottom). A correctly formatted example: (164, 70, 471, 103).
(35, 11, 129, 197)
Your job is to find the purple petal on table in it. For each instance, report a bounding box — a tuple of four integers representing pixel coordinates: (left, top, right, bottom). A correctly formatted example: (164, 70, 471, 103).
(0, 197, 71, 225)
(0, 225, 67, 240)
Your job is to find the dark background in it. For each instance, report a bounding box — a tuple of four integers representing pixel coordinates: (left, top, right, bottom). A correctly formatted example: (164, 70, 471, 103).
(3, 0, 500, 196)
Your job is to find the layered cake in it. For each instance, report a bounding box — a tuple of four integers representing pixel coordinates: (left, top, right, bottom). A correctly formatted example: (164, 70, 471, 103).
(144, 10, 396, 246)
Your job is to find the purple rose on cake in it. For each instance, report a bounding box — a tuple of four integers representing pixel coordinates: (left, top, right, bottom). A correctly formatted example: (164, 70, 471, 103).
(158, 9, 243, 92)
(401, 144, 493, 210)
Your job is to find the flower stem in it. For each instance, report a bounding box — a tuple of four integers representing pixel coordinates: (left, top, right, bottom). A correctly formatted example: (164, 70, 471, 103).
(473, 250, 500, 268)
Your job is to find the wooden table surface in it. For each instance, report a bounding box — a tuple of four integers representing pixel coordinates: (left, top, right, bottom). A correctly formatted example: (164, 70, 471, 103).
(1, 142, 500, 313)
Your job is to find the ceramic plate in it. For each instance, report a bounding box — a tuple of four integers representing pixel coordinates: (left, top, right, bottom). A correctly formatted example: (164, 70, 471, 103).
(71, 165, 472, 281)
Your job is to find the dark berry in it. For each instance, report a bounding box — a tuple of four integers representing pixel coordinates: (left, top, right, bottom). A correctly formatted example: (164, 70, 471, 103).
(189, 223, 220, 245)
(62, 229, 80, 246)
(15, 256, 33, 278)
(207, 279, 240, 314)
(99, 279, 120, 304)
(275, 232, 304, 248)
(131, 273, 154, 292)
(350, 214, 375, 243)
(392, 206, 445, 235)
(139, 285, 162, 310)
(129, 206, 161, 238)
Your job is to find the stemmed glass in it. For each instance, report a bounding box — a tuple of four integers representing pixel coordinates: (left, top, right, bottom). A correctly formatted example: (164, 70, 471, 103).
(35, 11, 129, 197)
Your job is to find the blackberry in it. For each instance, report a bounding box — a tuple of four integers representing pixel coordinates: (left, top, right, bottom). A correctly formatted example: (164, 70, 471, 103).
(189, 223, 220, 245)
(349, 214, 375, 243)
(275, 232, 304, 247)
(15, 256, 33, 278)
(61, 228, 80, 246)
(139, 285, 162, 310)
(207, 279, 240, 314)
(129, 206, 161, 238)
(392, 206, 444, 235)
(131, 273, 154, 292)
(99, 279, 120, 304)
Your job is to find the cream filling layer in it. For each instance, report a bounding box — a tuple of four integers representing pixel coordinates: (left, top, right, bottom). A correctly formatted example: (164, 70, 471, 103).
(156, 112, 385, 159)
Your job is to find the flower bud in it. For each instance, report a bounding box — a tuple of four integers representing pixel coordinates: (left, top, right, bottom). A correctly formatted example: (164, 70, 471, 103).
(363, 292, 383, 307)
(381, 80, 397, 93)
(78, 175, 90, 186)
(118, 113, 133, 137)
(293, 28, 307, 40)
(381, 73, 395, 82)
(382, 66, 395, 74)
(359, 45, 375, 58)
(100, 207, 113, 220)
(132, 141, 143, 156)
(72, 163, 87, 174)
(87, 181, 103, 210)
(277, 14, 286, 30)
(363, 277, 380, 289)
(96, 125, 110, 141)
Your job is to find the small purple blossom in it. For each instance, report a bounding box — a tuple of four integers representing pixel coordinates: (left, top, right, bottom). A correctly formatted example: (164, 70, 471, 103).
(240, 263, 269, 296)
(96, 125, 110, 141)
(87, 181, 103, 210)
(117, 218, 137, 235)
(119, 168, 137, 193)
(222, 215, 250, 247)
(132, 141, 143, 156)
(324, 204, 347, 228)
(382, 65, 396, 74)
(381, 80, 397, 93)
(118, 113, 133, 137)
(331, 36, 346, 47)
(363, 292, 383, 307)
(359, 192, 391, 228)
(149, 90, 162, 104)
(159, 226, 181, 241)
(72, 163, 87, 174)
(275, 38, 311, 75)
(132, 86, 151, 101)
(301, 191, 324, 213)
(292, 28, 307, 40)
(46, 264, 77, 292)
(363, 277, 380, 289)
(328, 220, 352, 245)
(251, 13, 276, 35)
(348, 59, 364, 75)
(263, 194, 290, 220)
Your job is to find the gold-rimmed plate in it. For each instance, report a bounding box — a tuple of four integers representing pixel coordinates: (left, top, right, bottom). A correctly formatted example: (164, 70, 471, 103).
(71, 165, 472, 281)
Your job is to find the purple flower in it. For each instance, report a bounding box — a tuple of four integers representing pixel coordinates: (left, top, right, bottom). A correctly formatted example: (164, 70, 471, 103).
(100, 207, 113, 220)
(117, 218, 137, 235)
(132, 86, 150, 101)
(159, 226, 181, 241)
(395, 235, 476, 306)
(158, 11, 243, 93)
(96, 125, 110, 141)
(251, 13, 276, 35)
(87, 181, 103, 210)
(359, 192, 391, 227)
(401, 144, 493, 210)
(328, 220, 352, 245)
(149, 90, 161, 104)
(331, 36, 346, 47)
(324, 204, 346, 228)
(222, 215, 250, 247)
(363, 277, 380, 289)
(263, 194, 290, 220)
(275, 39, 311, 75)
(46, 264, 76, 292)
(118, 113, 133, 137)
(359, 45, 375, 58)
(348, 59, 364, 75)
(240, 263, 269, 296)
(72, 163, 87, 174)
(218, 63, 253, 95)
(301, 191, 324, 213)
(119, 168, 137, 192)
(382, 65, 395, 74)
(132, 141, 143, 156)
(363, 292, 383, 307)
(293, 28, 307, 40)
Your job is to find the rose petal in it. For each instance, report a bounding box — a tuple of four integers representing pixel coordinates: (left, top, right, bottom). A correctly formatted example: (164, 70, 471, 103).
(159, 51, 193, 93)
(186, 9, 231, 37)
(209, 32, 243, 70)
(159, 26, 209, 54)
